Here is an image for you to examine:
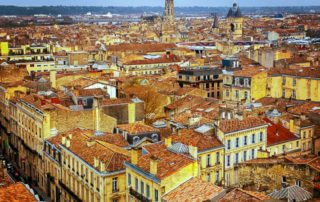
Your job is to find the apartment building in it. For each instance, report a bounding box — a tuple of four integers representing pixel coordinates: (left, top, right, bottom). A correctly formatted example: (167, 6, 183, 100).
(223, 67, 268, 103)
(124, 142, 199, 202)
(216, 117, 268, 186)
(267, 68, 320, 102)
(177, 67, 223, 99)
(170, 129, 225, 185)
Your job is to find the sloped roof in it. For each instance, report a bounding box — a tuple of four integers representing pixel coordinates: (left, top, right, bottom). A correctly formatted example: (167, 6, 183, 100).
(268, 185, 312, 201)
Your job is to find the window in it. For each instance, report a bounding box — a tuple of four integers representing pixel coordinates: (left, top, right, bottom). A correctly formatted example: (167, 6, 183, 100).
(140, 181, 144, 195)
(244, 79, 249, 87)
(292, 90, 296, 99)
(133, 136, 140, 145)
(135, 178, 138, 191)
(226, 90, 230, 97)
(151, 134, 158, 142)
(235, 78, 240, 86)
(154, 189, 159, 202)
(282, 77, 286, 85)
(244, 136, 247, 145)
(146, 184, 150, 199)
(252, 134, 255, 144)
(216, 152, 220, 164)
(226, 155, 231, 167)
(293, 78, 297, 86)
(206, 173, 211, 182)
(236, 90, 239, 98)
(296, 141, 299, 148)
(235, 153, 239, 164)
(282, 145, 286, 153)
(243, 150, 247, 161)
(259, 132, 264, 142)
(215, 171, 219, 184)
(235, 138, 239, 148)
(227, 140, 231, 150)
(295, 180, 301, 187)
(206, 154, 211, 167)
(282, 176, 287, 183)
(282, 89, 286, 98)
(128, 173, 131, 186)
(251, 149, 255, 159)
(112, 177, 118, 192)
(303, 131, 306, 139)
(244, 91, 248, 99)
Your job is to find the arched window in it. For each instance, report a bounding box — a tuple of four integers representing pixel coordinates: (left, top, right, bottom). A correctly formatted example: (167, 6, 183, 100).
(151, 134, 158, 142)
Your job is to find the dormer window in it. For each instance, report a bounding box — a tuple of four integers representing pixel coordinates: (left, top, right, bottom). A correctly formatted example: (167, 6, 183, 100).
(151, 134, 158, 142)
(133, 136, 140, 145)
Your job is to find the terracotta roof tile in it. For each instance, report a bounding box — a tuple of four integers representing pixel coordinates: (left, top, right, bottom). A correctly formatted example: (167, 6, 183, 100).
(162, 178, 224, 202)
(118, 123, 159, 135)
(0, 182, 37, 202)
(219, 188, 270, 202)
(219, 117, 267, 134)
(137, 143, 195, 179)
(170, 129, 223, 151)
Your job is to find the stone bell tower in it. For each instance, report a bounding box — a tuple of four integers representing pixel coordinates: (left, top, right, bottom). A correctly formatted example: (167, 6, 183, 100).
(226, 2, 243, 39)
(161, 0, 176, 43)
(165, 0, 174, 23)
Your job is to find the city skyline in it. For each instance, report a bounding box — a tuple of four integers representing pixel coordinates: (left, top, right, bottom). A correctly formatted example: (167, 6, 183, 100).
(1, 0, 320, 7)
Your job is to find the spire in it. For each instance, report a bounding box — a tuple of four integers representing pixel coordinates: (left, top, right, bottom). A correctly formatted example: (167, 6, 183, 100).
(212, 14, 219, 29)
(227, 1, 242, 18)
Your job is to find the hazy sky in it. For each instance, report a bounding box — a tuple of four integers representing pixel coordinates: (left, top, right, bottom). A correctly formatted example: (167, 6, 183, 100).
(1, 0, 320, 7)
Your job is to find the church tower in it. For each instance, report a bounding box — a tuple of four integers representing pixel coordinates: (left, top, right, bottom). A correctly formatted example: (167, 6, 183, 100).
(226, 2, 243, 39)
(165, 0, 174, 23)
(161, 0, 176, 43)
(212, 13, 219, 34)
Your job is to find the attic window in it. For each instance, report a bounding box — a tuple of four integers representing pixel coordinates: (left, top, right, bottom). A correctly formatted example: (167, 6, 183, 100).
(152, 134, 158, 142)
(133, 136, 140, 144)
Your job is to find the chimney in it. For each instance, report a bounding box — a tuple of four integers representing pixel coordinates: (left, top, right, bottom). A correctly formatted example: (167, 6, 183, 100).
(66, 139, 70, 148)
(165, 137, 172, 147)
(50, 70, 57, 88)
(93, 98, 101, 134)
(100, 161, 106, 172)
(150, 156, 159, 175)
(131, 148, 140, 165)
(86, 138, 96, 147)
(189, 145, 198, 159)
(94, 157, 100, 168)
(289, 119, 294, 133)
(61, 136, 66, 145)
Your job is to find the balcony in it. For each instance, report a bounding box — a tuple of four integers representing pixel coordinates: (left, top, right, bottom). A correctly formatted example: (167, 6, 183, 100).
(129, 187, 151, 202)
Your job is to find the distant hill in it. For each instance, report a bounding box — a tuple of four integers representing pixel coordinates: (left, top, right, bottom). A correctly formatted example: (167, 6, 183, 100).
(0, 6, 319, 16)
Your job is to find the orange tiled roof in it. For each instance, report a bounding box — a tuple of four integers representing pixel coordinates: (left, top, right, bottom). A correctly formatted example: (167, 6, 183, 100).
(162, 178, 224, 202)
(124, 54, 181, 65)
(118, 122, 159, 135)
(0, 182, 37, 202)
(58, 128, 130, 171)
(108, 43, 176, 53)
(137, 143, 195, 179)
(219, 117, 267, 134)
(288, 102, 320, 115)
(171, 129, 223, 151)
(234, 67, 266, 78)
(218, 188, 270, 202)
